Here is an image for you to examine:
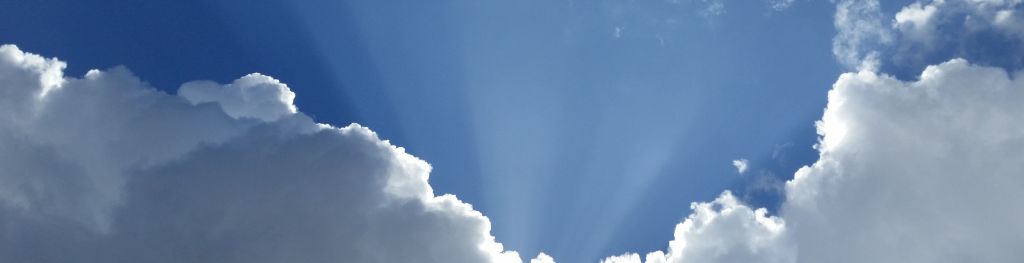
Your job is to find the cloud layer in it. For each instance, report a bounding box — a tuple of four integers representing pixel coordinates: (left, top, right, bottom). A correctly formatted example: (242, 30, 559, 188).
(0, 44, 531, 263)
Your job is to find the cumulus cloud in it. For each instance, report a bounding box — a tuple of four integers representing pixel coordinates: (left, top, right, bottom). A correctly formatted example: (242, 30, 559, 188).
(0, 44, 539, 263)
(603, 1, 1024, 262)
(602, 191, 791, 263)
(603, 56, 1024, 263)
(731, 159, 749, 174)
(179, 73, 297, 122)
(784, 58, 1024, 262)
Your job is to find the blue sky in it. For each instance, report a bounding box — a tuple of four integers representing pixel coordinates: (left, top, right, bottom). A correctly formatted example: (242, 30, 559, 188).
(6, 0, 1024, 262)
(0, 0, 919, 261)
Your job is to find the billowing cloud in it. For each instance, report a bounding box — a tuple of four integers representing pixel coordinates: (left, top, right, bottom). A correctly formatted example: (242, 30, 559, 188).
(603, 1, 1024, 262)
(0, 44, 540, 263)
(603, 56, 1024, 263)
(178, 73, 297, 122)
(785, 58, 1024, 262)
(601, 191, 791, 263)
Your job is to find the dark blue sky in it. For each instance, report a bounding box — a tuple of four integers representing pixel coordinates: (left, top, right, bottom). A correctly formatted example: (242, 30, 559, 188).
(1, 1, 842, 261)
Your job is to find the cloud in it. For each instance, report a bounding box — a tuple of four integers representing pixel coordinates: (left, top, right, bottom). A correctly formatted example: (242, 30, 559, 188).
(834, 0, 1024, 75)
(767, 0, 796, 11)
(731, 159, 749, 174)
(179, 73, 297, 122)
(831, 0, 893, 70)
(603, 1, 1024, 262)
(601, 191, 791, 263)
(784, 58, 1024, 262)
(6, 1, 1024, 262)
(0, 44, 541, 263)
(531, 253, 557, 263)
(603, 56, 1024, 263)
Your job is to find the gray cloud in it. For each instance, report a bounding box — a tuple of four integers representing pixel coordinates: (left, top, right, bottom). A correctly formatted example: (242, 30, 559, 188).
(0, 44, 535, 263)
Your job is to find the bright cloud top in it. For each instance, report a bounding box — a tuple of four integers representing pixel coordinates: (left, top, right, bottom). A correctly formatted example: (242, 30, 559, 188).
(0, 44, 543, 263)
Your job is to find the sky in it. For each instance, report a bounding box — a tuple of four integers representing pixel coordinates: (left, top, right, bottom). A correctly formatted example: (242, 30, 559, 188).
(2, 0, 1024, 262)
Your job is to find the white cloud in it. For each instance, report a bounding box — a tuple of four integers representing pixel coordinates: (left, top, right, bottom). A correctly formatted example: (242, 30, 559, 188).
(785, 58, 1024, 262)
(7, 1, 1024, 262)
(832, 0, 893, 70)
(602, 1, 1024, 261)
(891, 0, 1024, 51)
(0, 44, 549, 263)
(836, 0, 1024, 72)
(531, 253, 557, 263)
(602, 191, 791, 263)
(602, 57, 1024, 263)
(893, 1, 939, 41)
(731, 159, 749, 174)
(179, 73, 297, 122)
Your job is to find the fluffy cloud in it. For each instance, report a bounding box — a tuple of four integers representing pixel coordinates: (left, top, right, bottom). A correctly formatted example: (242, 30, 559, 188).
(0, 44, 537, 263)
(893, 0, 1024, 43)
(179, 73, 297, 122)
(835, 0, 1024, 74)
(601, 191, 791, 263)
(889, 0, 1024, 74)
(785, 58, 1024, 262)
(603, 56, 1024, 263)
(604, 1, 1024, 262)
(531, 253, 557, 263)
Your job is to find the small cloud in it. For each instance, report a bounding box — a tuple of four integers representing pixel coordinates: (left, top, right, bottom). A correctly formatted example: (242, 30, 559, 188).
(732, 159, 749, 174)
(768, 0, 795, 11)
